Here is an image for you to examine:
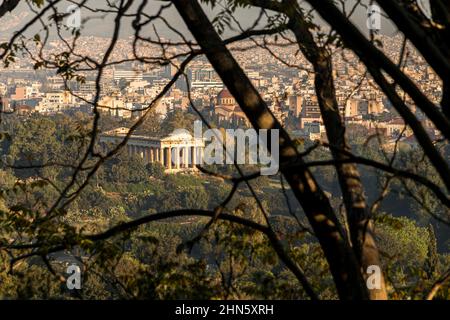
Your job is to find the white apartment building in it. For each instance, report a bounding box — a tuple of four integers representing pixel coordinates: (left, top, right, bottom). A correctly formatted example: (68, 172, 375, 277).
(113, 69, 143, 82)
(36, 91, 74, 113)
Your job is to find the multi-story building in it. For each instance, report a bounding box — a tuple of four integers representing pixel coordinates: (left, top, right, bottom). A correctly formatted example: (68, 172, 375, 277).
(288, 95, 303, 117)
(36, 91, 74, 113)
(113, 69, 143, 82)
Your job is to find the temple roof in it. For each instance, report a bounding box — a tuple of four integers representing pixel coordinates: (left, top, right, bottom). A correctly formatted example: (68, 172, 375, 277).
(101, 127, 203, 143)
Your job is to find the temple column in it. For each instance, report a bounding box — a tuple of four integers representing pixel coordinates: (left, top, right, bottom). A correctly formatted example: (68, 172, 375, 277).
(167, 147, 172, 170)
(146, 147, 151, 163)
(150, 148, 154, 163)
(183, 146, 189, 168)
(175, 147, 180, 169)
(159, 148, 164, 166)
(190, 146, 196, 168)
(196, 146, 203, 165)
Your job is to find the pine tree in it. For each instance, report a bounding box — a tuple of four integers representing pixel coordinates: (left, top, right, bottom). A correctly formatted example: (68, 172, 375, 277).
(425, 224, 439, 279)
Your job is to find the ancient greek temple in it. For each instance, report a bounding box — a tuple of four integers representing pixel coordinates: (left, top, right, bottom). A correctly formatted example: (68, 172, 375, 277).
(99, 127, 205, 173)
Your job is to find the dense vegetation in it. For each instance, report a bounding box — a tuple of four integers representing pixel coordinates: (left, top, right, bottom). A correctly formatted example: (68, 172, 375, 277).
(0, 112, 448, 299)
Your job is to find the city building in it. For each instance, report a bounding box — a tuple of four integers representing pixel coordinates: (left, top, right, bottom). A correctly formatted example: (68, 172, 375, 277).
(213, 88, 249, 126)
(113, 69, 144, 82)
